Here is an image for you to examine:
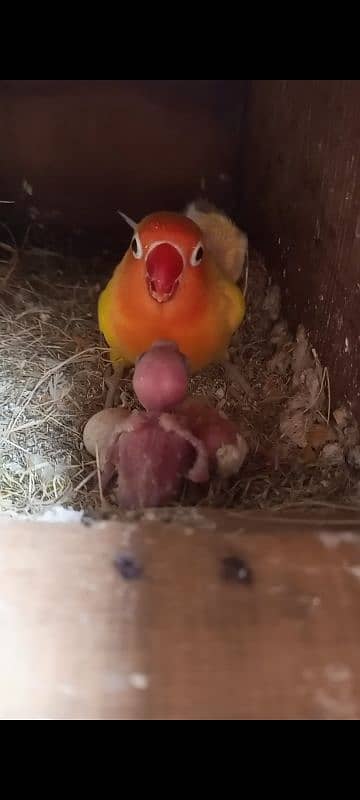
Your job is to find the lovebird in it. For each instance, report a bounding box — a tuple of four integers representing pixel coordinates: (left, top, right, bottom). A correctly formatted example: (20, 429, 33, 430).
(98, 211, 245, 374)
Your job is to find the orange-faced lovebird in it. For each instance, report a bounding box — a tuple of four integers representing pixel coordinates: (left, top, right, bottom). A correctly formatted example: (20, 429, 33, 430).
(98, 211, 245, 374)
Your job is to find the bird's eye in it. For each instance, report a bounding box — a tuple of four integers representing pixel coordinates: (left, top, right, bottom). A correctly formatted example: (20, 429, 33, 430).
(131, 233, 143, 260)
(190, 242, 204, 267)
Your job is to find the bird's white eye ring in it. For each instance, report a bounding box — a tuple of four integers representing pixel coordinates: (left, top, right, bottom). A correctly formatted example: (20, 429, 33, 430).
(190, 242, 204, 267)
(131, 233, 143, 260)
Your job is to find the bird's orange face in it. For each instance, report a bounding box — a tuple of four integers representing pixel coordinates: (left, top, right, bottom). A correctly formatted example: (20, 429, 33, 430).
(128, 212, 206, 304)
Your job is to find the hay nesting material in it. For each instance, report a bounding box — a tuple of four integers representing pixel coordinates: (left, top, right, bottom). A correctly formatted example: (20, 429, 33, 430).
(0, 259, 107, 514)
(1, 246, 360, 518)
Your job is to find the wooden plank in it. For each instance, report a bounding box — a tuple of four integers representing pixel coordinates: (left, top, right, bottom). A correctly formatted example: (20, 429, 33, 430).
(240, 79, 360, 416)
(1, 512, 360, 719)
(0, 80, 242, 231)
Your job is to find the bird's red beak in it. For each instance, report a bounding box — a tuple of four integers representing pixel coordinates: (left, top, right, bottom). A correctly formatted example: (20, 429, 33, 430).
(146, 243, 184, 303)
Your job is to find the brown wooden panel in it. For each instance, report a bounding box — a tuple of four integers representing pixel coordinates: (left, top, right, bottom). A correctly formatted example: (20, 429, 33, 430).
(0, 80, 243, 232)
(239, 79, 360, 417)
(1, 512, 360, 719)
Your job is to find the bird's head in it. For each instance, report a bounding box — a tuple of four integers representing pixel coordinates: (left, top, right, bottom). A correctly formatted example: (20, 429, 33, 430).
(122, 211, 206, 304)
